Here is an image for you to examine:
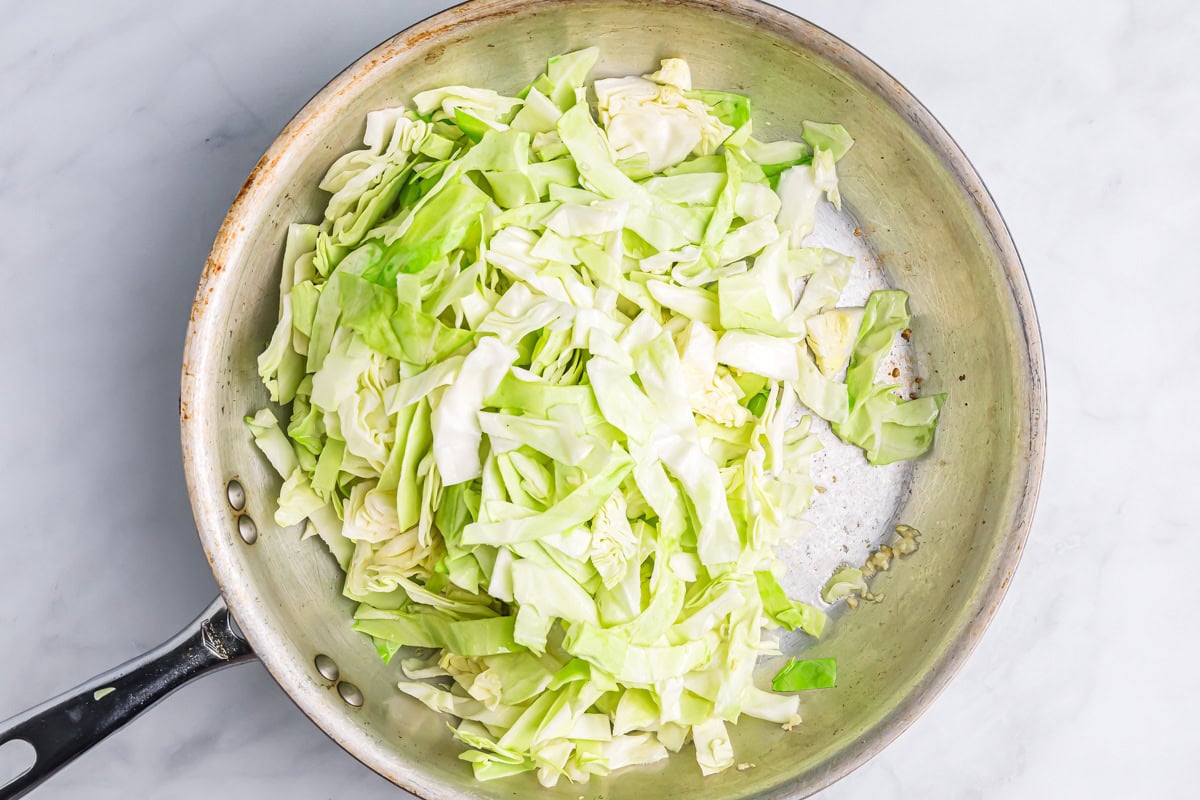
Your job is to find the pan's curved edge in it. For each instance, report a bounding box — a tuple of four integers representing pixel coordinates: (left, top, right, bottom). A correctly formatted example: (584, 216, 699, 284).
(180, 1, 1047, 797)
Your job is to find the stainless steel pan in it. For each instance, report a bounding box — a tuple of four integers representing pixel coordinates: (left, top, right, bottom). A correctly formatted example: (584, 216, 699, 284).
(0, 1, 1046, 797)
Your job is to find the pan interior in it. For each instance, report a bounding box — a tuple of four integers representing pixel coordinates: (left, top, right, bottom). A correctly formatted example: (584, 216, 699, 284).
(183, 2, 1042, 798)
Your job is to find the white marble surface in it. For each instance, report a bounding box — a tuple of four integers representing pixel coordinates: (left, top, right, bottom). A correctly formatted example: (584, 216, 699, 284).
(0, 1, 1195, 797)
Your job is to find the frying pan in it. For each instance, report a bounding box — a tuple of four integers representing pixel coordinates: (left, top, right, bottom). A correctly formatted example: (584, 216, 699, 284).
(0, 0, 1046, 797)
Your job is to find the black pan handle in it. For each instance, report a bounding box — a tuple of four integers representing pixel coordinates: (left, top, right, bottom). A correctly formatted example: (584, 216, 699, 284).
(0, 597, 254, 799)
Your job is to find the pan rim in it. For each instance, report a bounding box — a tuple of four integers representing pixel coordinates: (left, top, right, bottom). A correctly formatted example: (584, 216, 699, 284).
(180, 1, 1047, 797)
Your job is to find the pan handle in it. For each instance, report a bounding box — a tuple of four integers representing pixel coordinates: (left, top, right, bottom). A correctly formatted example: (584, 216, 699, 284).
(0, 597, 254, 799)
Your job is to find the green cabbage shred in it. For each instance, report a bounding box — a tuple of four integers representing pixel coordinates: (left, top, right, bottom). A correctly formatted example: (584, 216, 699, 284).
(247, 48, 943, 786)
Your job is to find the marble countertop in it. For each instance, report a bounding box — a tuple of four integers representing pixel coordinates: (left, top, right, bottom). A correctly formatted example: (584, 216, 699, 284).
(1, 1, 1193, 797)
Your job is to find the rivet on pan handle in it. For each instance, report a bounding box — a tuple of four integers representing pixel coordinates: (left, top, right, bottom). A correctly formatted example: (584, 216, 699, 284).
(0, 598, 254, 799)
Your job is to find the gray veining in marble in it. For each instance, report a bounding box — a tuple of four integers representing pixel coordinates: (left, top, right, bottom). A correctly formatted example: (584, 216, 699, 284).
(1, 1, 1195, 797)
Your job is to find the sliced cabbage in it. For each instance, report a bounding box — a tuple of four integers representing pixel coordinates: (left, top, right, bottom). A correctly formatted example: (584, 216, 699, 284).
(756, 571, 826, 637)
(413, 85, 522, 124)
(247, 50, 943, 786)
(771, 657, 837, 692)
(820, 565, 870, 604)
(805, 307, 865, 378)
(594, 59, 732, 172)
(801, 121, 854, 161)
(431, 337, 519, 485)
(832, 291, 947, 465)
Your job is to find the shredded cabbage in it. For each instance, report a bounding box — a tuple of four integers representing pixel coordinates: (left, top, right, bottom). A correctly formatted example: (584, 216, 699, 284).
(247, 50, 944, 786)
